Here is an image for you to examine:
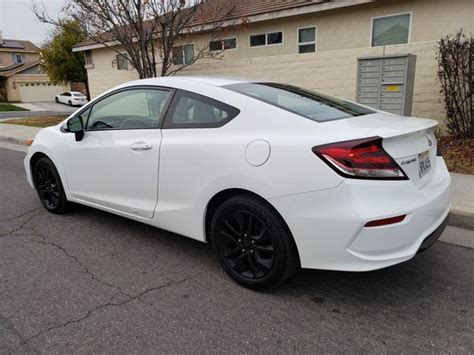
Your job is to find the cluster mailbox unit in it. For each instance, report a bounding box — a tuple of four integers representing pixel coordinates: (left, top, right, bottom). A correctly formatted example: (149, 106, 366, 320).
(356, 54, 417, 116)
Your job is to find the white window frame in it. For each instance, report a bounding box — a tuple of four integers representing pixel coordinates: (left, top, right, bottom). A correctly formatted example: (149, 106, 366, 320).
(297, 26, 317, 54)
(84, 50, 94, 68)
(370, 12, 412, 47)
(173, 44, 195, 66)
(13, 53, 24, 64)
(116, 52, 130, 70)
(249, 31, 284, 48)
(209, 37, 238, 52)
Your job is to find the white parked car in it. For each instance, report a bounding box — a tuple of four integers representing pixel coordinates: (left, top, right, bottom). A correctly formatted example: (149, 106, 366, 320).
(25, 77, 451, 289)
(55, 91, 88, 106)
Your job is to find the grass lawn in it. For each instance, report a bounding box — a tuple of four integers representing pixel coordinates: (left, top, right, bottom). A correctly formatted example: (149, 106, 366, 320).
(0, 115, 67, 128)
(438, 136, 473, 175)
(0, 103, 29, 112)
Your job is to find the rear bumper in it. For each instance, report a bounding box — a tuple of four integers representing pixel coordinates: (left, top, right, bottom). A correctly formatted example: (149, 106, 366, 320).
(270, 157, 451, 271)
(417, 213, 448, 253)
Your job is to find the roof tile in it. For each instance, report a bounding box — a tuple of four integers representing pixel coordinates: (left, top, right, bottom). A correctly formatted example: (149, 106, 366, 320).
(74, 0, 329, 48)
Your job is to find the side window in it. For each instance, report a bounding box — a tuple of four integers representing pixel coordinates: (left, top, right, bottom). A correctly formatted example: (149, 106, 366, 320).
(86, 88, 171, 130)
(164, 91, 239, 129)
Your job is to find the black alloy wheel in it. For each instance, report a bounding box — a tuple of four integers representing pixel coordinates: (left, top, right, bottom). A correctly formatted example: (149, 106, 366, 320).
(219, 210, 275, 279)
(211, 195, 299, 289)
(33, 157, 71, 214)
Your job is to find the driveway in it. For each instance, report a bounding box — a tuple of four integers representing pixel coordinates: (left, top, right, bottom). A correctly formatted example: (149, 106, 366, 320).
(0, 147, 473, 353)
(0, 102, 78, 119)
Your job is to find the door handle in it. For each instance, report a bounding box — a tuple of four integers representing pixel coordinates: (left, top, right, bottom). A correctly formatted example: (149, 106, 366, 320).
(130, 142, 153, 151)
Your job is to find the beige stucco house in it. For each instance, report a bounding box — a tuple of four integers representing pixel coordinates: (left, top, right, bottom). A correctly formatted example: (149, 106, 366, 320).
(73, 0, 474, 125)
(0, 33, 68, 102)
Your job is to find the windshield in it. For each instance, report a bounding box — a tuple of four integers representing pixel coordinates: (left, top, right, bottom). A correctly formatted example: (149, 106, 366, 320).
(225, 83, 375, 122)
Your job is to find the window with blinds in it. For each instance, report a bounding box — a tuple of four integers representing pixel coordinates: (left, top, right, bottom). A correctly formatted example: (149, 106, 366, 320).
(372, 14, 410, 47)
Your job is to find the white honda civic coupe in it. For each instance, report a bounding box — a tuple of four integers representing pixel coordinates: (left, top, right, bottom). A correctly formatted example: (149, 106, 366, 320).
(24, 77, 451, 289)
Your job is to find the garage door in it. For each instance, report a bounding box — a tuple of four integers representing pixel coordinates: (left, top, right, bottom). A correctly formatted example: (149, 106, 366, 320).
(18, 82, 65, 102)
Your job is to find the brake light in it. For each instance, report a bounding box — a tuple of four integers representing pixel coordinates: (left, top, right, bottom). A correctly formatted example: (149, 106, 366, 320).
(312, 136, 407, 180)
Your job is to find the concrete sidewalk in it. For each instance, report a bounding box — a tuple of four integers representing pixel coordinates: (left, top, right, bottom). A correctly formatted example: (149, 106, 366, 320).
(0, 123, 473, 230)
(0, 123, 42, 145)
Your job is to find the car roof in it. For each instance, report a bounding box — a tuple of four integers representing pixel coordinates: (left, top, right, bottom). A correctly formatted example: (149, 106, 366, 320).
(125, 76, 266, 88)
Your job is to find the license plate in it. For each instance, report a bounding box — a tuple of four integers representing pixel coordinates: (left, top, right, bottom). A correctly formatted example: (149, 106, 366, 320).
(418, 151, 431, 178)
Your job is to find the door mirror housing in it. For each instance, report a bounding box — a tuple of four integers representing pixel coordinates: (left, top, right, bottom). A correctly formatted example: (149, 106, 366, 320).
(67, 116, 85, 141)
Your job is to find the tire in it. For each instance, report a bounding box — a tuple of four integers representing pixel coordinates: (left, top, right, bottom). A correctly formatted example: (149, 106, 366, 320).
(210, 195, 299, 290)
(33, 157, 71, 214)
(68, 100, 73, 106)
(55, 97, 59, 103)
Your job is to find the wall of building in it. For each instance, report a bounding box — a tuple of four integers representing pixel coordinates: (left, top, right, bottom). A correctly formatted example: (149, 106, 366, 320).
(181, 41, 445, 124)
(5, 74, 68, 102)
(179, 0, 472, 61)
(0, 52, 40, 68)
(85, 47, 139, 99)
(83, 0, 473, 125)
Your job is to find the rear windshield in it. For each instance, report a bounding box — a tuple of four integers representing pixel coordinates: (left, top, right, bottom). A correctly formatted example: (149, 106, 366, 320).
(225, 83, 375, 122)
(72, 93, 84, 97)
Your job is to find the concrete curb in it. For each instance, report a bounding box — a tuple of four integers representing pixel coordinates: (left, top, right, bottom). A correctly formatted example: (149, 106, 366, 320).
(0, 135, 28, 146)
(449, 211, 474, 231)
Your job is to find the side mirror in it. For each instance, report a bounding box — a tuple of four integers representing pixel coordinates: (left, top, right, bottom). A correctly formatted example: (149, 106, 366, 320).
(67, 116, 85, 141)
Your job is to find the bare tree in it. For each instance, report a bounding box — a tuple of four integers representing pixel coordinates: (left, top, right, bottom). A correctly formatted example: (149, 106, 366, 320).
(437, 30, 473, 138)
(32, 0, 238, 79)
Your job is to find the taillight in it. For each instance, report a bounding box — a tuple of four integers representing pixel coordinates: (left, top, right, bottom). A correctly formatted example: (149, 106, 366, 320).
(312, 136, 407, 180)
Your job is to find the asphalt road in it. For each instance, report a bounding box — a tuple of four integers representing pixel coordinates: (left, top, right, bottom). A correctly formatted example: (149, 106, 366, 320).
(0, 147, 473, 354)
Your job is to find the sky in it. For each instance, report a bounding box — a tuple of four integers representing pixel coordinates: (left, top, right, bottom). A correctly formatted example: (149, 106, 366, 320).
(0, 0, 66, 46)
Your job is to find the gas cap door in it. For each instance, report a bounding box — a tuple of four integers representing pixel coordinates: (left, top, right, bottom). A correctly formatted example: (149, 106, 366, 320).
(245, 140, 271, 167)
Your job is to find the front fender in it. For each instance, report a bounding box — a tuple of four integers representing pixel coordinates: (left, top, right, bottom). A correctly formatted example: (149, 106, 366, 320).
(24, 125, 68, 193)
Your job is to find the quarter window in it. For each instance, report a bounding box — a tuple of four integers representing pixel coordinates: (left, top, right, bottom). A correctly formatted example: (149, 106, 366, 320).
(173, 44, 195, 65)
(250, 31, 283, 47)
(85, 88, 171, 130)
(209, 38, 237, 51)
(372, 14, 410, 47)
(163, 91, 240, 128)
(298, 27, 316, 53)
